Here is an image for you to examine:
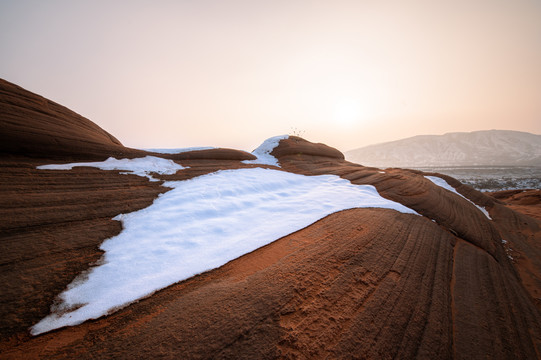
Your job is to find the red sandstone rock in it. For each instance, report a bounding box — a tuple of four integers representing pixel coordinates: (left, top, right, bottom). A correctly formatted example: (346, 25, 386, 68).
(1, 80, 540, 359)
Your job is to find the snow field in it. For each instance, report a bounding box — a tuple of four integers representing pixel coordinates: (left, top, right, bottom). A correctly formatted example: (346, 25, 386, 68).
(424, 175, 492, 220)
(31, 166, 418, 335)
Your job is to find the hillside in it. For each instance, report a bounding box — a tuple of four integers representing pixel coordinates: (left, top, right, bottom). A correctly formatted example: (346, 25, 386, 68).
(1, 79, 541, 359)
(346, 130, 541, 167)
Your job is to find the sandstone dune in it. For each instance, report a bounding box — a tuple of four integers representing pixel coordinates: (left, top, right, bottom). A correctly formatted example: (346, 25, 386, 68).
(1, 79, 540, 359)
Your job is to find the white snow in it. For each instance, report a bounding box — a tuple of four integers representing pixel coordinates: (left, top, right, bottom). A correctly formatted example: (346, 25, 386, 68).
(424, 176, 492, 220)
(37, 156, 186, 181)
(31, 167, 417, 335)
(146, 147, 215, 154)
(242, 135, 288, 167)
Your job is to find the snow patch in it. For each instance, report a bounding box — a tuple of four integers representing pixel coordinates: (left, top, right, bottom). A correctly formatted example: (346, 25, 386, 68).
(424, 176, 492, 220)
(242, 135, 288, 167)
(37, 156, 186, 181)
(31, 167, 417, 335)
(146, 147, 215, 154)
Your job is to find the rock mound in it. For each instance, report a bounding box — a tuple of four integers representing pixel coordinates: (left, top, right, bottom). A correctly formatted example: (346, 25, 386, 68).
(0, 79, 256, 162)
(161, 148, 255, 161)
(271, 136, 345, 160)
(0, 79, 130, 160)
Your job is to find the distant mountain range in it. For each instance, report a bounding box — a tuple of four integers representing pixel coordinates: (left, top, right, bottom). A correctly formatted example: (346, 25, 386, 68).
(345, 130, 541, 167)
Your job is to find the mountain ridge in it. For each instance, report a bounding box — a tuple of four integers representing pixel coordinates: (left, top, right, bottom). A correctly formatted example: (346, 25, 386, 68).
(346, 130, 541, 167)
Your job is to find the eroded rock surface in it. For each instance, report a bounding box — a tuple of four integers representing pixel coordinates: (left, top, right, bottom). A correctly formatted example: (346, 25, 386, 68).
(1, 81, 540, 359)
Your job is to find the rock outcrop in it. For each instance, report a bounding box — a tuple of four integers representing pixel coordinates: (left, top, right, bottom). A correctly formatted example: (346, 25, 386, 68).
(0, 79, 255, 162)
(1, 81, 540, 359)
(0, 79, 128, 160)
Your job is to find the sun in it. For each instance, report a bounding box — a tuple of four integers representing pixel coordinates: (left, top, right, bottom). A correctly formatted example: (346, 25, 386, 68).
(332, 98, 362, 126)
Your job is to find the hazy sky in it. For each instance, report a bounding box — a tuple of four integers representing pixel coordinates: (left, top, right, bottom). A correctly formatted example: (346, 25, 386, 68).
(1, 0, 540, 152)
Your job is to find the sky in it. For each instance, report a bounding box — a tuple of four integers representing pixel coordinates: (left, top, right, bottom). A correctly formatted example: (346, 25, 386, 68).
(1, 0, 540, 152)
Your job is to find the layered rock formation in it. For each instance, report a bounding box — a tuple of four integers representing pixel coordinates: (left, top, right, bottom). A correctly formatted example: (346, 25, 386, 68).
(1, 79, 540, 359)
(0, 79, 126, 160)
(0, 78, 255, 162)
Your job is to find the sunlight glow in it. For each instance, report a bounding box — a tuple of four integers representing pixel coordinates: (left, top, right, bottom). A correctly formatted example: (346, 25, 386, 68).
(1, 1, 539, 150)
(332, 98, 362, 126)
